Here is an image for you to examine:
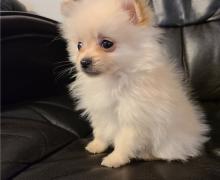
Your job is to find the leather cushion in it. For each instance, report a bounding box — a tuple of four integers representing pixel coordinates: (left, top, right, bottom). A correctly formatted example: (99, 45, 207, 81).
(1, 96, 91, 179)
(13, 139, 220, 180)
(184, 21, 220, 101)
(1, 96, 219, 180)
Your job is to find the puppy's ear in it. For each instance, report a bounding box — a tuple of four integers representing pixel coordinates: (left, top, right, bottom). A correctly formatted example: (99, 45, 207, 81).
(121, 0, 152, 26)
(61, 0, 80, 17)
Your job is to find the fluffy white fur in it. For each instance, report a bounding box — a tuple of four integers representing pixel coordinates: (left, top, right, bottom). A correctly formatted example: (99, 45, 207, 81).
(61, 0, 209, 168)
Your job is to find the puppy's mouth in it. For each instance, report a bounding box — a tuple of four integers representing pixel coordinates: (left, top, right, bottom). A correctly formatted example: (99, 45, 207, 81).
(82, 68, 102, 76)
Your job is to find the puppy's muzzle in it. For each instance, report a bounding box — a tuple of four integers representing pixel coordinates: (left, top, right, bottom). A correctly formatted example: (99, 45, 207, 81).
(80, 58, 100, 76)
(81, 58, 92, 69)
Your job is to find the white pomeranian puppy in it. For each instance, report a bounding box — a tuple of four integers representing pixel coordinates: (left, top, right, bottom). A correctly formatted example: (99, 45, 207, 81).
(60, 0, 209, 168)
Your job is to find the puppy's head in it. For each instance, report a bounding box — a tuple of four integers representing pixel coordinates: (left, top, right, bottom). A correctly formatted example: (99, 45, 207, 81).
(61, 0, 153, 77)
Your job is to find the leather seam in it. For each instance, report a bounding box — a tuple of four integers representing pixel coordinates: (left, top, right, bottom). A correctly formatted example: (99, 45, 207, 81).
(0, 11, 58, 24)
(27, 105, 80, 138)
(10, 139, 75, 179)
(2, 161, 30, 164)
(180, 27, 189, 80)
(32, 101, 74, 113)
(1, 133, 33, 140)
(156, 18, 220, 28)
(1, 34, 57, 42)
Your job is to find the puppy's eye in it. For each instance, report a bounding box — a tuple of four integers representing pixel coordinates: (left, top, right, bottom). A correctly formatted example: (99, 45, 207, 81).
(100, 39, 114, 49)
(78, 42, 83, 50)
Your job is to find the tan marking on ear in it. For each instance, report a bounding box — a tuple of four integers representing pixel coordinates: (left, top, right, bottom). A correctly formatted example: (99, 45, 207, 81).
(134, 0, 153, 26)
(122, 0, 153, 26)
(122, 1, 139, 24)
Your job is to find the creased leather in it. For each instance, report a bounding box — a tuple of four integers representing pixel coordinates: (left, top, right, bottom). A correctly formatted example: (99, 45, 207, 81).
(14, 139, 220, 180)
(184, 21, 220, 101)
(151, 0, 220, 26)
(1, 96, 91, 179)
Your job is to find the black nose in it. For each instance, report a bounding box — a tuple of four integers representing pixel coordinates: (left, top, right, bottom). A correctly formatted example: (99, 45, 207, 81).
(80, 58, 92, 69)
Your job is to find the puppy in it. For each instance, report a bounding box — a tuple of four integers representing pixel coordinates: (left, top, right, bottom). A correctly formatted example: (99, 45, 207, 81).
(60, 0, 209, 168)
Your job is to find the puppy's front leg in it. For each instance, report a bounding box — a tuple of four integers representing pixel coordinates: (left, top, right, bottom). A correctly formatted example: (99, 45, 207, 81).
(101, 127, 135, 168)
(86, 138, 108, 154)
(86, 128, 109, 154)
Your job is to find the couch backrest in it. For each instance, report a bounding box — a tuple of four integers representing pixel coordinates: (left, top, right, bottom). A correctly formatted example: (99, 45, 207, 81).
(1, 1, 220, 106)
(151, 0, 220, 102)
(1, 12, 72, 107)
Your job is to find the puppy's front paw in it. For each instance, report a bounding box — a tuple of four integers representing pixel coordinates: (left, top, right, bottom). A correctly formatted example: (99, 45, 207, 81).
(85, 139, 107, 154)
(101, 153, 130, 168)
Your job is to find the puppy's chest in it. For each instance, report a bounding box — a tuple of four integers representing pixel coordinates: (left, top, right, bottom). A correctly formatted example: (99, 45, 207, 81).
(77, 79, 122, 112)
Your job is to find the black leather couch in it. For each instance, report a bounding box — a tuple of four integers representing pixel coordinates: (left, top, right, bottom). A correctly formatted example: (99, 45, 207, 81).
(1, 1, 220, 180)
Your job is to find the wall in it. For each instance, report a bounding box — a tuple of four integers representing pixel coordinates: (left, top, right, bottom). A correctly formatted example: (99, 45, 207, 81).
(19, 0, 63, 21)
